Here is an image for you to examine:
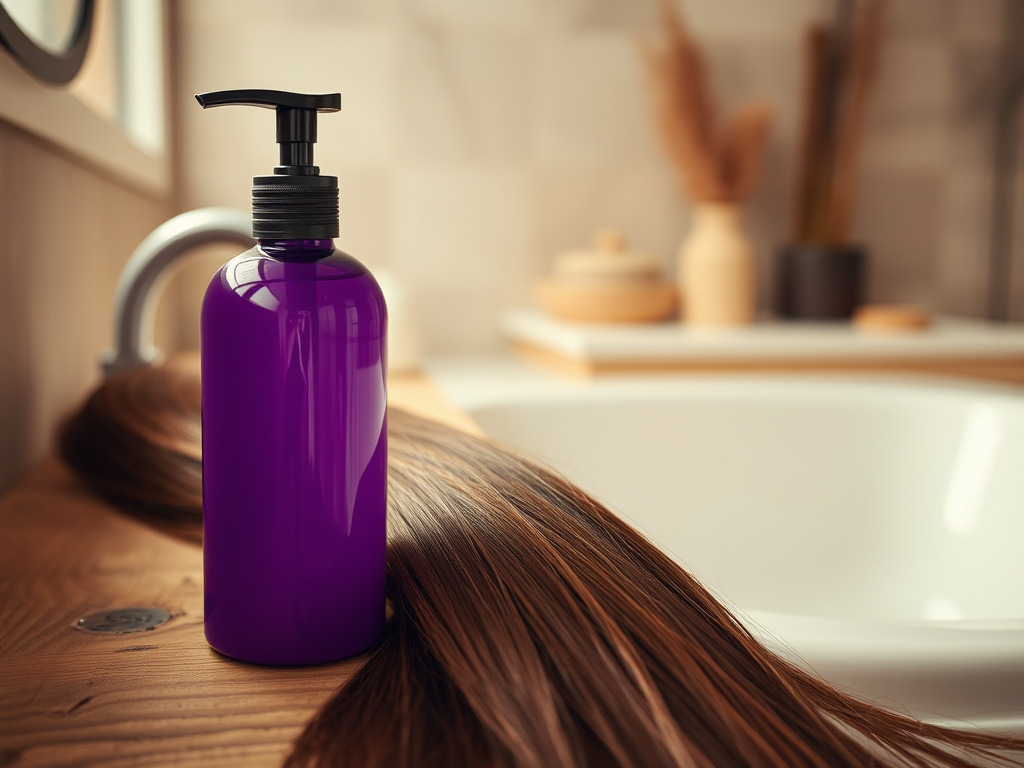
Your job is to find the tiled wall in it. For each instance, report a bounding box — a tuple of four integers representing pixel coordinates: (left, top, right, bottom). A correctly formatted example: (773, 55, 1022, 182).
(171, 0, 1015, 355)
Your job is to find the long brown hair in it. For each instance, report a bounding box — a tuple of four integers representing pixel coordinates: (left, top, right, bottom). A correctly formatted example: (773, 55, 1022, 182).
(62, 358, 1024, 767)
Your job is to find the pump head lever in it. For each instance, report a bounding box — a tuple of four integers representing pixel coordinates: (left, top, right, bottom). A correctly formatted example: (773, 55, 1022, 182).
(195, 89, 341, 175)
(195, 90, 340, 112)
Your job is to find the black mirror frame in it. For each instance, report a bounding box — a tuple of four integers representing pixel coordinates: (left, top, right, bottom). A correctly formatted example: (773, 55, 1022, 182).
(0, 0, 94, 85)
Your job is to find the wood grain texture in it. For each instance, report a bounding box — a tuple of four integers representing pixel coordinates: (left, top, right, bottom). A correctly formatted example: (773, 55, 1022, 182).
(822, 0, 887, 243)
(0, 377, 479, 767)
(0, 459, 360, 768)
(512, 339, 1024, 385)
(0, 118, 170, 497)
(388, 372, 484, 437)
(792, 25, 830, 241)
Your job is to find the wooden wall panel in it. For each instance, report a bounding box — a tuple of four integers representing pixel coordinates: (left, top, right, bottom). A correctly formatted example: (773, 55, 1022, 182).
(0, 120, 169, 494)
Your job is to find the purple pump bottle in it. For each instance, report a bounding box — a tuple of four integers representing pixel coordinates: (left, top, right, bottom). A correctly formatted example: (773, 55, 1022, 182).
(196, 90, 386, 665)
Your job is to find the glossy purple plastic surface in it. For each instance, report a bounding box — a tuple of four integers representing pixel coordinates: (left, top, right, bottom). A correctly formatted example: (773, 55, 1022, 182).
(201, 240, 387, 665)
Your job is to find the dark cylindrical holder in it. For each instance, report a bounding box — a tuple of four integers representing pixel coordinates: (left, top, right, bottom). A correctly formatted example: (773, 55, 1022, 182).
(777, 244, 866, 320)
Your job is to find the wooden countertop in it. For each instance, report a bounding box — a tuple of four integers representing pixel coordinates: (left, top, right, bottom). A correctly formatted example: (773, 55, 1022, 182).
(0, 373, 478, 768)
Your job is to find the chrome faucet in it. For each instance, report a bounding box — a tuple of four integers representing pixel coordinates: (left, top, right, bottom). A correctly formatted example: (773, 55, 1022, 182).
(102, 208, 253, 376)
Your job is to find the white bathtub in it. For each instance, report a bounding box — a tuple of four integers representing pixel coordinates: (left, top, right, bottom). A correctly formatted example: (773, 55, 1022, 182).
(427, 357, 1024, 731)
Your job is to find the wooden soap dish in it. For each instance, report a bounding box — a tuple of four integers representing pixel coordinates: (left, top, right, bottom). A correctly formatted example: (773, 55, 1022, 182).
(533, 279, 677, 323)
(853, 304, 931, 333)
(535, 230, 677, 323)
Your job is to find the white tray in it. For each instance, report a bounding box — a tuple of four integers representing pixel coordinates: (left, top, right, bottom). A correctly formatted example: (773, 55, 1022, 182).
(502, 309, 1024, 372)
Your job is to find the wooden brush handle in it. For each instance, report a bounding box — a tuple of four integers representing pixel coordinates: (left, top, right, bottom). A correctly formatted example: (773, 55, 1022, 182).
(824, 0, 887, 243)
(793, 25, 832, 241)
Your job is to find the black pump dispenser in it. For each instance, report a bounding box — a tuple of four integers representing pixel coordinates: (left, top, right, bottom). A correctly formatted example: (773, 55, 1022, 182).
(196, 89, 342, 240)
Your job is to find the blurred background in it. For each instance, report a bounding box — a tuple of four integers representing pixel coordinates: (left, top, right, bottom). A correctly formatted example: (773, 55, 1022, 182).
(0, 0, 1018, 492)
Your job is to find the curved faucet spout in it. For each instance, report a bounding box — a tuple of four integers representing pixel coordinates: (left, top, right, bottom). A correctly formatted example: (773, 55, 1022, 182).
(103, 207, 254, 377)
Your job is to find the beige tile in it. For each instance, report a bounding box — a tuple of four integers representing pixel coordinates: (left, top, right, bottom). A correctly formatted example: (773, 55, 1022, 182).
(884, 0, 955, 41)
(856, 168, 943, 306)
(678, 0, 822, 40)
(951, 0, 1003, 46)
(311, 33, 397, 166)
(416, 286, 519, 353)
(336, 165, 394, 270)
(391, 165, 533, 295)
(393, 30, 532, 163)
(177, 24, 274, 208)
(946, 44, 1000, 169)
(180, 0, 399, 30)
(407, 0, 537, 32)
(864, 42, 954, 173)
(936, 171, 990, 317)
(532, 32, 663, 164)
(558, 0, 659, 33)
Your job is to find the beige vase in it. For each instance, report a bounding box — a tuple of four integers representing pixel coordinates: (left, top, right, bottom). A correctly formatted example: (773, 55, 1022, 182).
(678, 203, 755, 326)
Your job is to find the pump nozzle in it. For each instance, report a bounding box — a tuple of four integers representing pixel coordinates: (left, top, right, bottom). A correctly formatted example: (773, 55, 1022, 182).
(196, 89, 341, 176)
(196, 89, 342, 240)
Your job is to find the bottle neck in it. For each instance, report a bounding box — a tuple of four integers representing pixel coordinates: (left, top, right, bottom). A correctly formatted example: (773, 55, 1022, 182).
(258, 238, 335, 262)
